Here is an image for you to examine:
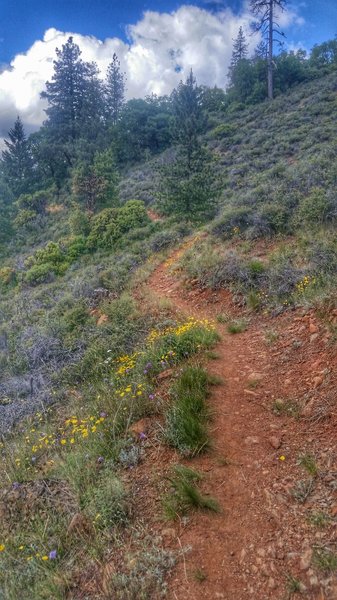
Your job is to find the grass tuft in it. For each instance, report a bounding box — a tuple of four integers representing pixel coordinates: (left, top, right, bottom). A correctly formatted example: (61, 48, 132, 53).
(164, 366, 211, 456)
(163, 465, 220, 520)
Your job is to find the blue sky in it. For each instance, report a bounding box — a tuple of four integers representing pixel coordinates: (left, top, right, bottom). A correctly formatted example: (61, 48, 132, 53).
(1, 0, 336, 64)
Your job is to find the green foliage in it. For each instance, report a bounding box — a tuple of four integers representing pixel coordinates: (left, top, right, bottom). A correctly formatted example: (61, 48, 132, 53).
(163, 465, 220, 520)
(0, 267, 17, 289)
(41, 36, 104, 144)
(69, 208, 91, 236)
(212, 123, 236, 139)
(160, 147, 221, 219)
(105, 53, 126, 124)
(113, 97, 172, 164)
(165, 366, 210, 456)
(1, 117, 34, 197)
(87, 200, 149, 250)
(296, 187, 335, 228)
(84, 472, 129, 528)
(14, 208, 37, 228)
(227, 319, 247, 334)
(24, 262, 56, 285)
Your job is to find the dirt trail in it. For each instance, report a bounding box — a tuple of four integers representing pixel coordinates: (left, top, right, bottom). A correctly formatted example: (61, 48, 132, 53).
(145, 243, 337, 600)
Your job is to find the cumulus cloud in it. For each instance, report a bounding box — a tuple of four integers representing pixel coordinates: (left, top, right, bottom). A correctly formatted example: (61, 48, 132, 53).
(0, 3, 304, 142)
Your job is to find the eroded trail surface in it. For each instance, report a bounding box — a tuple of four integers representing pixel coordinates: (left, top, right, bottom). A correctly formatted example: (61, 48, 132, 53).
(146, 243, 337, 600)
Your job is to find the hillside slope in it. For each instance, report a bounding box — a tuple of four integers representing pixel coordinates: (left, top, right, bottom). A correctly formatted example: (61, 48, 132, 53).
(0, 73, 336, 599)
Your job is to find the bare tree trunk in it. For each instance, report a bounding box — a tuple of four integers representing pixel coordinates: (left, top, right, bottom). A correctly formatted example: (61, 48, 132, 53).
(267, 0, 273, 100)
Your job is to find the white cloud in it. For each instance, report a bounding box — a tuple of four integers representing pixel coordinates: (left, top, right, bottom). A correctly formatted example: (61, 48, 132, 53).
(0, 3, 303, 140)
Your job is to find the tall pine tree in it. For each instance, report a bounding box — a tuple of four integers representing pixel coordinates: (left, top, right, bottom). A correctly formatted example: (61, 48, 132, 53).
(228, 26, 249, 88)
(1, 116, 33, 197)
(41, 37, 103, 142)
(160, 71, 219, 218)
(250, 0, 287, 100)
(105, 53, 126, 125)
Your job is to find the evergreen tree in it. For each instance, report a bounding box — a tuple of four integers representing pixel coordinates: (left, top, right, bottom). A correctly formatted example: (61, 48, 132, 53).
(105, 53, 126, 125)
(41, 37, 103, 142)
(250, 0, 287, 100)
(228, 27, 250, 92)
(72, 150, 119, 213)
(161, 71, 219, 218)
(230, 27, 249, 71)
(1, 116, 34, 197)
(171, 70, 206, 171)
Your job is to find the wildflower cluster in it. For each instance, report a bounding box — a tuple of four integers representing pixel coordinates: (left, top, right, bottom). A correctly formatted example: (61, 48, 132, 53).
(12, 413, 108, 467)
(147, 317, 215, 345)
(114, 382, 144, 400)
(296, 275, 316, 293)
(112, 352, 143, 377)
(0, 543, 57, 562)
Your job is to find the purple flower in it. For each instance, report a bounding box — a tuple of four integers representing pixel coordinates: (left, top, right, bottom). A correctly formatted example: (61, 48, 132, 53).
(49, 550, 57, 560)
(143, 369, 148, 374)
(100, 412, 107, 418)
(97, 456, 104, 464)
(12, 482, 20, 489)
(31, 456, 36, 463)
(139, 432, 146, 440)
(149, 394, 154, 400)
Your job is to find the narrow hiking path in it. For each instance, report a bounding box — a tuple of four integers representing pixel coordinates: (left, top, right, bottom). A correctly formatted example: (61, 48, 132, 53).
(145, 240, 337, 600)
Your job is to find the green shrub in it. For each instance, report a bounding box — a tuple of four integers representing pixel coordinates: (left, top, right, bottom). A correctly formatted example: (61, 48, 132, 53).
(25, 263, 55, 285)
(211, 206, 253, 238)
(212, 123, 235, 139)
(0, 267, 17, 288)
(87, 207, 119, 250)
(296, 187, 335, 228)
(85, 472, 129, 528)
(117, 200, 149, 233)
(34, 241, 65, 268)
(69, 208, 91, 236)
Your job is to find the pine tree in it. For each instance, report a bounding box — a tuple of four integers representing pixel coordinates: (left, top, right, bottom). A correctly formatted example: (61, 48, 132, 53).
(160, 71, 219, 218)
(228, 26, 249, 87)
(231, 27, 249, 68)
(41, 37, 103, 142)
(105, 54, 126, 125)
(171, 70, 206, 171)
(250, 0, 287, 100)
(1, 116, 33, 197)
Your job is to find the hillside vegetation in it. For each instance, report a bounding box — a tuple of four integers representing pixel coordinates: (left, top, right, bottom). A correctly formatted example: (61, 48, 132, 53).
(0, 49, 336, 599)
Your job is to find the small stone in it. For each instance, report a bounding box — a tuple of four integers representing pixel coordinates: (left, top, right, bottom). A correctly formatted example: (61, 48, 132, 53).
(128, 418, 152, 437)
(97, 314, 108, 326)
(312, 376, 323, 389)
(243, 389, 258, 397)
(309, 322, 318, 334)
(244, 436, 259, 445)
(268, 577, 276, 589)
(161, 528, 176, 539)
(302, 399, 315, 417)
(310, 333, 319, 343)
(269, 436, 282, 450)
(251, 565, 258, 574)
(299, 547, 312, 571)
(157, 368, 174, 380)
